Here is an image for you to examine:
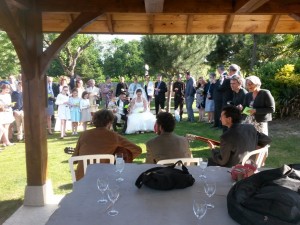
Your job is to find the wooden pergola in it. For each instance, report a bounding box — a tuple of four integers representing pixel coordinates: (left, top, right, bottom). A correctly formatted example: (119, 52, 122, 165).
(0, 0, 300, 206)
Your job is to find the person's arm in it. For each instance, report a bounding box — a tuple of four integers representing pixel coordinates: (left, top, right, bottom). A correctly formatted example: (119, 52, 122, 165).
(143, 98, 147, 111)
(210, 137, 233, 166)
(117, 135, 142, 159)
(55, 94, 64, 105)
(145, 142, 155, 164)
(147, 81, 154, 96)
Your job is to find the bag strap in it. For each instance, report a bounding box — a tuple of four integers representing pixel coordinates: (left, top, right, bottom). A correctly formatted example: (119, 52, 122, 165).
(169, 160, 189, 174)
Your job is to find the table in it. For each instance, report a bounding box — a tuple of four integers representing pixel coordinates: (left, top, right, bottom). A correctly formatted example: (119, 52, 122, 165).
(46, 164, 238, 225)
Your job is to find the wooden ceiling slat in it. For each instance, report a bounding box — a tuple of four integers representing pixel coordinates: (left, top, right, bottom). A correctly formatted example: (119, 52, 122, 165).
(235, 0, 270, 13)
(7, 0, 29, 10)
(148, 14, 154, 34)
(106, 14, 114, 34)
(224, 15, 235, 33)
(267, 15, 280, 33)
(289, 13, 300, 22)
(186, 15, 194, 34)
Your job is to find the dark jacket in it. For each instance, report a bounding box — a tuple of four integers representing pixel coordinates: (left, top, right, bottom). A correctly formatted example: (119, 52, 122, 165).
(232, 87, 248, 106)
(211, 123, 271, 167)
(172, 81, 185, 99)
(218, 78, 233, 106)
(154, 81, 167, 100)
(243, 89, 275, 122)
(227, 164, 300, 225)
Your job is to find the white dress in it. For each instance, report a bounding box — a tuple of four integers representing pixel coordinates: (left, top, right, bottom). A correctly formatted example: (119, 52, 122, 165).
(125, 98, 156, 134)
(54, 94, 72, 131)
(0, 94, 15, 124)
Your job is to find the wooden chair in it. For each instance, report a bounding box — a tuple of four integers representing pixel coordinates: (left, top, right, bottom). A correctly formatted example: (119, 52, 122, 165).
(242, 145, 269, 168)
(156, 158, 201, 166)
(69, 154, 115, 183)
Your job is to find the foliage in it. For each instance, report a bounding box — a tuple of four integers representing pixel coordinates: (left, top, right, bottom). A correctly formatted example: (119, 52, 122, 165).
(141, 35, 217, 78)
(254, 60, 300, 118)
(45, 34, 102, 81)
(101, 39, 144, 79)
(0, 31, 20, 78)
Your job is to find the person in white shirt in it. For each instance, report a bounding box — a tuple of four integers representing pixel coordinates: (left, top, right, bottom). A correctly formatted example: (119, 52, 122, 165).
(144, 75, 154, 108)
(80, 91, 91, 131)
(86, 79, 100, 117)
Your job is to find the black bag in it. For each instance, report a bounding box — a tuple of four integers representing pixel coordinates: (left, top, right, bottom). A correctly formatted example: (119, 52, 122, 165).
(135, 160, 195, 190)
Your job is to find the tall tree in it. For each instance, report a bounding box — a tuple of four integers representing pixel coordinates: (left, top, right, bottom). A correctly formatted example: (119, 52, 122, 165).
(102, 39, 144, 79)
(44, 34, 98, 79)
(0, 31, 20, 78)
(141, 35, 217, 111)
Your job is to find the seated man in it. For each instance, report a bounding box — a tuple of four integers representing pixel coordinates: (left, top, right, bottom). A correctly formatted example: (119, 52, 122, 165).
(146, 112, 192, 164)
(208, 105, 272, 167)
(73, 109, 142, 180)
(112, 91, 130, 134)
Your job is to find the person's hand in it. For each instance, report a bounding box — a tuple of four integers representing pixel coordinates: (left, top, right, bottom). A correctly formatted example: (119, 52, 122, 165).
(174, 88, 178, 91)
(249, 109, 256, 115)
(207, 140, 215, 150)
(237, 104, 243, 111)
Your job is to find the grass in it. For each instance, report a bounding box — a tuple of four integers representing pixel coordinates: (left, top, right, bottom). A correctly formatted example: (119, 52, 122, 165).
(0, 114, 299, 223)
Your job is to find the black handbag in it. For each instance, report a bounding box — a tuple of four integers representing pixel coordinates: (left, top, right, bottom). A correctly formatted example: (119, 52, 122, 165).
(135, 160, 195, 190)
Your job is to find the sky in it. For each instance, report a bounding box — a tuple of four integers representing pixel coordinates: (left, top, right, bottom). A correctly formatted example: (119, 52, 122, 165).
(96, 34, 142, 42)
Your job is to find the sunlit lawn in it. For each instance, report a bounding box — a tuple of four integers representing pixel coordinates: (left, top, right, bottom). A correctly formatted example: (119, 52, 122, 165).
(0, 113, 299, 223)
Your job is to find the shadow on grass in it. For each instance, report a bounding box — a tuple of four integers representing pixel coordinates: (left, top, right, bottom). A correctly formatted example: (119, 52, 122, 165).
(58, 183, 73, 191)
(0, 198, 23, 224)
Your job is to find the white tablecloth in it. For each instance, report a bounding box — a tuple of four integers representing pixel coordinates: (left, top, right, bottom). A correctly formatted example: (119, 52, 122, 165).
(46, 164, 238, 225)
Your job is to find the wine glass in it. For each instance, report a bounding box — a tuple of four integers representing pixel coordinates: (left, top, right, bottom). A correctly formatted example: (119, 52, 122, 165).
(115, 157, 125, 182)
(199, 158, 208, 179)
(204, 181, 216, 209)
(107, 185, 120, 216)
(193, 200, 207, 224)
(96, 177, 108, 203)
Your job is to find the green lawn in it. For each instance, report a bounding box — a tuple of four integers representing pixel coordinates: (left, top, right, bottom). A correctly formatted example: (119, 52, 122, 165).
(0, 115, 299, 223)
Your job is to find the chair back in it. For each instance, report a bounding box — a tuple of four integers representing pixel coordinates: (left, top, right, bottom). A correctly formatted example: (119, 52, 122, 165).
(69, 154, 115, 183)
(156, 158, 200, 166)
(242, 145, 269, 168)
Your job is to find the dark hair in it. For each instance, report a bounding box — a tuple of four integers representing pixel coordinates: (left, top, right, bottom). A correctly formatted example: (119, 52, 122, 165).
(81, 91, 89, 98)
(92, 109, 114, 128)
(72, 88, 78, 93)
(156, 112, 175, 132)
(218, 65, 225, 71)
(136, 89, 142, 93)
(222, 105, 241, 124)
(1, 84, 11, 90)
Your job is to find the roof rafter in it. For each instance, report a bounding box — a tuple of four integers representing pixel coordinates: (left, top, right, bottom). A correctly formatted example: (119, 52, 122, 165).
(235, 0, 270, 13)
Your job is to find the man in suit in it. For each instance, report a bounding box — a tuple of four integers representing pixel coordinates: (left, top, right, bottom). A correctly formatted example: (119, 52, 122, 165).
(112, 91, 130, 134)
(213, 65, 227, 129)
(146, 112, 192, 164)
(207, 105, 271, 167)
(154, 74, 167, 115)
(184, 71, 196, 122)
(172, 74, 185, 121)
(115, 76, 128, 97)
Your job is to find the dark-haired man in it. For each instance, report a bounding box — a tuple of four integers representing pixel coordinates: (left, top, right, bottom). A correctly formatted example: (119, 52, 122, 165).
(146, 112, 192, 164)
(154, 74, 167, 115)
(112, 91, 130, 134)
(208, 105, 271, 167)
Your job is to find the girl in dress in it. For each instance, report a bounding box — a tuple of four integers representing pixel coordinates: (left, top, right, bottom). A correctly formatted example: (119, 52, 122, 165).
(196, 77, 207, 122)
(80, 91, 91, 131)
(69, 88, 81, 135)
(0, 84, 15, 146)
(204, 73, 216, 124)
(55, 86, 71, 139)
(125, 88, 156, 134)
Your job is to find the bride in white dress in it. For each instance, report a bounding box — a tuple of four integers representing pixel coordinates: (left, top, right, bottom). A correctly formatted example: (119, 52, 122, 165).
(125, 88, 156, 134)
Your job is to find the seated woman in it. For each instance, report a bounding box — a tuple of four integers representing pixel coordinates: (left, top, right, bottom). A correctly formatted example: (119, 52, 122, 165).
(126, 88, 156, 134)
(73, 109, 142, 180)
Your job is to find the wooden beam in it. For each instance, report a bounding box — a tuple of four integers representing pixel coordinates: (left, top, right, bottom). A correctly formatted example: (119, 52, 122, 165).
(186, 14, 194, 34)
(40, 11, 103, 75)
(7, 0, 29, 10)
(224, 14, 235, 33)
(0, 0, 32, 77)
(267, 15, 280, 33)
(148, 14, 154, 34)
(106, 13, 114, 34)
(289, 13, 300, 22)
(235, 0, 270, 13)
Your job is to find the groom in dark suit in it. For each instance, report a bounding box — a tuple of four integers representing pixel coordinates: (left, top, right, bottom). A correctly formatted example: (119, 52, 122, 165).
(113, 92, 130, 134)
(154, 74, 168, 115)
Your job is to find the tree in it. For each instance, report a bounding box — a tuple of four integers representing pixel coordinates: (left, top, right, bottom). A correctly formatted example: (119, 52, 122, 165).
(141, 35, 217, 111)
(102, 39, 144, 79)
(0, 31, 20, 78)
(44, 34, 101, 80)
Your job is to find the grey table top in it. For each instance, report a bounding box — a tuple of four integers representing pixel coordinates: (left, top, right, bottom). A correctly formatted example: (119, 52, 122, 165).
(46, 163, 238, 225)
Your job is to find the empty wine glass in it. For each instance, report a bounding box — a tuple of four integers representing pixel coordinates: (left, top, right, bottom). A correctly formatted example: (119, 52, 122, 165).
(107, 185, 120, 216)
(115, 158, 125, 182)
(204, 181, 216, 209)
(193, 200, 207, 224)
(199, 158, 208, 179)
(97, 177, 108, 203)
